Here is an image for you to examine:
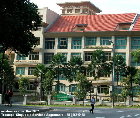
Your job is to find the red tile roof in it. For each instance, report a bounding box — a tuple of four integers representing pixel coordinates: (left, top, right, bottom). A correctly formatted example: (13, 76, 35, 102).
(47, 13, 140, 32)
(133, 15, 140, 31)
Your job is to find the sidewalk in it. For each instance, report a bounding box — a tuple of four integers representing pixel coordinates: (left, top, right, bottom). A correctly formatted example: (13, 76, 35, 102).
(0, 104, 52, 117)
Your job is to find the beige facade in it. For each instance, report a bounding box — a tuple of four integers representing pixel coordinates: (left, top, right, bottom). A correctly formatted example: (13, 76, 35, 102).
(8, 2, 140, 99)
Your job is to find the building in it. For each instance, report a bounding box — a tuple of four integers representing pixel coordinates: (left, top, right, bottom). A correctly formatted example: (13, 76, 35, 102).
(12, 1, 140, 99)
(12, 7, 59, 91)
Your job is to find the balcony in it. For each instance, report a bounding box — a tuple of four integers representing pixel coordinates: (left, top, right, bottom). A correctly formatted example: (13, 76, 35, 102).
(14, 60, 41, 66)
(88, 77, 112, 84)
(16, 75, 37, 79)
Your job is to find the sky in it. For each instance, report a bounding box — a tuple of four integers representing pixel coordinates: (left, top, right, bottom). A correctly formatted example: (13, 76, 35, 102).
(30, 0, 140, 14)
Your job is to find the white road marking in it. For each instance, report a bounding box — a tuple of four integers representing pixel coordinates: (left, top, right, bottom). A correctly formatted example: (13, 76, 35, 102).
(126, 115, 132, 117)
(95, 117, 105, 118)
(120, 116, 125, 118)
(135, 114, 140, 116)
(117, 111, 124, 112)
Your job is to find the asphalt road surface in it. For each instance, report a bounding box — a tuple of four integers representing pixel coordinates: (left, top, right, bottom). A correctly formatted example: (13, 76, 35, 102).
(25, 107, 140, 118)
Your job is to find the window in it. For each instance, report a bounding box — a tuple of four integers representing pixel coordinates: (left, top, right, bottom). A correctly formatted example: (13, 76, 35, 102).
(56, 83, 66, 92)
(69, 84, 77, 92)
(115, 53, 126, 61)
(16, 54, 26, 60)
(62, 9, 65, 14)
(45, 38, 55, 49)
(131, 37, 140, 49)
(105, 52, 111, 61)
(98, 85, 109, 94)
(16, 67, 25, 75)
(85, 37, 96, 46)
(100, 37, 111, 45)
(27, 82, 35, 90)
(82, 8, 88, 14)
(58, 53, 67, 62)
(75, 9, 80, 13)
(29, 52, 39, 60)
(115, 37, 127, 49)
(44, 53, 54, 64)
(58, 38, 68, 49)
(85, 52, 92, 61)
(116, 23, 131, 31)
(67, 9, 72, 13)
(71, 37, 82, 49)
(131, 56, 140, 66)
(28, 67, 36, 75)
(36, 37, 40, 45)
(71, 53, 81, 58)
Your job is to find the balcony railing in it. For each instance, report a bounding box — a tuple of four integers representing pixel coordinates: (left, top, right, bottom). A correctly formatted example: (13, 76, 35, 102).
(14, 60, 41, 65)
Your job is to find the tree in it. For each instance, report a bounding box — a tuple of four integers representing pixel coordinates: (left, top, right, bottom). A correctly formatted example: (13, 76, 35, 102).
(34, 64, 48, 100)
(18, 77, 29, 96)
(88, 50, 111, 99)
(51, 53, 66, 93)
(134, 69, 140, 85)
(64, 56, 84, 82)
(75, 72, 92, 105)
(88, 50, 111, 80)
(122, 66, 138, 101)
(0, 0, 41, 55)
(131, 49, 140, 63)
(42, 70, 55, 96)
(0, 53, 15, 93)
(113, 55, 126, 85)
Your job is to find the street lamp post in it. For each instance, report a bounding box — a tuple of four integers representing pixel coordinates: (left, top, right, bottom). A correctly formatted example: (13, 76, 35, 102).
(109, 40, 115, 108)
(0, 44, 5, 104)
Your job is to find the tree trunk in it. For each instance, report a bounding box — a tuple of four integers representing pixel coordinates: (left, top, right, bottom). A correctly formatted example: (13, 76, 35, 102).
(130, 77, 133, 101)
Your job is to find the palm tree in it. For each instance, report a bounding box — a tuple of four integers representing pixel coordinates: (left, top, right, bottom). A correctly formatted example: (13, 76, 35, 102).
(51, 53, 67, 93)
(63, 56, 84, 82)
(112, 55, 126, 85)
(75, 72, 92, 105)
(34, 64, 48, 100)
(123, 66, 138, 101)
(88, 50, 111, 99)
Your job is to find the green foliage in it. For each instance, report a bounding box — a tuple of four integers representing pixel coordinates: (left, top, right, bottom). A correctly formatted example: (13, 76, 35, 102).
(0, 53, 15, 90)
(113, 55, 127, 84)
(64, 56, 84, 82)
(69, 56, 83, 66)
(34, 64, 47, 78)
(134, 69, 140, 85)
(88, 50, 111, 80)
(121, 66, 138, 99)
(131, 49, 140, 63)
(52, 53, 67, 66)
(18, 77, 29, 95)
(42, 70, 55, 95)
(75, 73, 92, 100)
(0, 0, 42, 55)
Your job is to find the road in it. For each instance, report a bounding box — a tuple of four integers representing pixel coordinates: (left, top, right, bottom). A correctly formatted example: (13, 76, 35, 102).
(27, 107, 140, 118)
(0, 106, 140, 118)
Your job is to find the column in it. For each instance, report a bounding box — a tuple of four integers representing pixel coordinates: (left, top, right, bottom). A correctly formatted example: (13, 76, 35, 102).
(68, 37, 72, 49)
(0, 94, 2, 104)
(67, 37, 72, 62)
(111, 36, 115, 56)
(25, 67, 28, 76)
(23, 95, 27, 105)
(55, 37, 58, 50)
(39, 51, 43, 64)
(47, 95, 51, 105)
(126, 36, 131, 66)
(96, 37, 100, 46)
(81, 36, 85, 60)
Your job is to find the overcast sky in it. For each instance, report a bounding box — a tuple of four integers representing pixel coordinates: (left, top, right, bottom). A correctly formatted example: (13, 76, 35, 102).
(30, 0, 140, 14)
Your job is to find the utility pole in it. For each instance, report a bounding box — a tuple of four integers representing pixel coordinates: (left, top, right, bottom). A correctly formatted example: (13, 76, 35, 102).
(109, 40, 115, 108)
